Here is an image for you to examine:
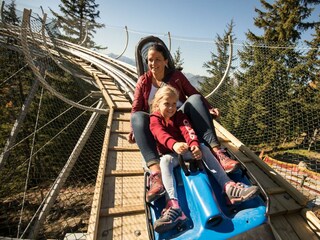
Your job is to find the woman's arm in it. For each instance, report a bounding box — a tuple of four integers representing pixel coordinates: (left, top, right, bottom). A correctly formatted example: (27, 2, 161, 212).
(131, 77, 145, 114)
(172, 71, 214, 110)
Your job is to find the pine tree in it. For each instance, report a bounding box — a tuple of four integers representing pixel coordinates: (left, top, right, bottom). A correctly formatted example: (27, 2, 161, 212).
(2, 0, 19, 44)
(50, 0, 105, 48)
(200, 20, 236, 118)
(3, 0, 19, 26)
(291, 25, 320, 146)
(225, 0, 319, 147)
(173, 47, 184, 71)
(304, 26, 320, 88)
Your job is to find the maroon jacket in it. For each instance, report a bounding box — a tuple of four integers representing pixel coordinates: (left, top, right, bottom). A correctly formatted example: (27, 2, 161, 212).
(150, 110, 200, 155)
(131, 70, 213, 115)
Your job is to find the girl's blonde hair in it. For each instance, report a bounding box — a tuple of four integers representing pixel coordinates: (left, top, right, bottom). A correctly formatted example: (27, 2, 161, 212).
(151, 85, 179, 113)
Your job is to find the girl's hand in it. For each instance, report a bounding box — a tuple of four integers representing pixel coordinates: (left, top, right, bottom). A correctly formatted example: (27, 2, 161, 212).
(190, 145, 202, 160)
(173, 142, 189, 154)
(127, 132, 135, 144)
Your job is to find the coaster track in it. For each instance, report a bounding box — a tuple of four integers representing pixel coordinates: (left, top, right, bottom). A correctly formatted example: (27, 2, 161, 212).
(0, 7, 319, 240)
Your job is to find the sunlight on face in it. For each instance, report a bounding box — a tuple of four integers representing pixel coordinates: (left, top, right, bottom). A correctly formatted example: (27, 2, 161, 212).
(158, 95, 178, 120)
(147, 49, 168, 75)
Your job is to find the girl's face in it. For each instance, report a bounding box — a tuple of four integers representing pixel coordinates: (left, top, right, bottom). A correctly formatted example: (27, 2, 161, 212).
(147, 49, 168, 76)
(158, 95, 177, 120)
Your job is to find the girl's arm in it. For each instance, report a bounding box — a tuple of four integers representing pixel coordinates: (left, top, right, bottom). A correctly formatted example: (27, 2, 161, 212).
(150, 114, 177, 151)
(173, 142, 189, 155)
(176, 111, 200, 148)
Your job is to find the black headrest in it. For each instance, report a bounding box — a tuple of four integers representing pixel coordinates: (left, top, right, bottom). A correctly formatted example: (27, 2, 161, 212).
(135, 36, 175, 77)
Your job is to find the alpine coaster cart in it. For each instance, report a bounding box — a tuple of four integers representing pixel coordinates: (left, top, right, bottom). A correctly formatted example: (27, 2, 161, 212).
(135, 35, 276, 240)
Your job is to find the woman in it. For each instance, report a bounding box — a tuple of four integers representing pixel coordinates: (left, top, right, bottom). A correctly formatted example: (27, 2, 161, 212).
(149, 85, 259, 233)
(127, 42, 240, 203)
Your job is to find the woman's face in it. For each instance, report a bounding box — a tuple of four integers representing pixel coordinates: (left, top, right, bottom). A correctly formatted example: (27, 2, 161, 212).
(147, 49, 168, 76)
(158, 95, 177, 120)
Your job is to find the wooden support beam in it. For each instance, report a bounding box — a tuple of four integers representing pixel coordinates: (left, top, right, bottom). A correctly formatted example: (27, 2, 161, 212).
(113, 117, 130, 121)
(106, 169, 144, 177)
(100, 205, 144, 217)
(109, 146, 140, 151)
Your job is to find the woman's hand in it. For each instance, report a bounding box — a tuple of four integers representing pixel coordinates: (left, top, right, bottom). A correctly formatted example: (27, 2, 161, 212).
(209, 108, 220, 119)
(190, 145, 202, 160)
(127, 132, 135, 144)
(173, 142, 189, 154)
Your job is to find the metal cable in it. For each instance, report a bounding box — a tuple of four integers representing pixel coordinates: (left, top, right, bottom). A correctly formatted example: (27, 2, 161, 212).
(20, 9, 108, 114)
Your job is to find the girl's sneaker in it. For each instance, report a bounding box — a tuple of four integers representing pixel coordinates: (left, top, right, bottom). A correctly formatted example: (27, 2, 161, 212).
(154, 207, 188, 233)
(225, 182, 259, 204)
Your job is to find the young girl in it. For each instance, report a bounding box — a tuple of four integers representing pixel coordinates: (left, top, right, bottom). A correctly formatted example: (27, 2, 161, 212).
(149, 85, 259, 233)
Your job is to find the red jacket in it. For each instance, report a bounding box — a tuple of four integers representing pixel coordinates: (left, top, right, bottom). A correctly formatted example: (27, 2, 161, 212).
(131, 70, 213, 114)
(150, 110, 200, 155)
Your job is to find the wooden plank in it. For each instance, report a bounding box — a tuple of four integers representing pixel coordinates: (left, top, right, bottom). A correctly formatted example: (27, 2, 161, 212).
(100, 79, 116, 84)
(300, 209, 320, 238)
(111, 120, 131, 132)
(100, 205, 144, 217)
(107, 89, 123, 95)
(228, 223, 276, 240)
(93, 74, 115, 109)
(245, 163, 280, 190)
(215, 131, 231, 142)
(221, 141, 253, 163)
(270, 215, 300, 240)
(266, 187, 286, 195)
(109, 146, 140, 151)
(96, 74, 111, 79)
(112, 96, 129, 102)
(97, 214, 147, 240)
(112, 97, 129, 103)
(106, 169, 144, 177)
(114, 103, 132, 110)
(102, 176, 144, 208)
(106, 151, 143, 173)
(268, 195, 288, 216)
(111, 130, 130, 134)
(113, 117, 130, 122)
(112, 98, 130, 105)
(273, 193, 302, 214)
(109, 134, 138, 154)
(286, 213, 320, 240)
(104, 86, 119, 90)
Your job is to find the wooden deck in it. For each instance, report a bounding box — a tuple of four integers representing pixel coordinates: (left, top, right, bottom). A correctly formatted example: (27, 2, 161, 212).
(77, 61, 320, 240)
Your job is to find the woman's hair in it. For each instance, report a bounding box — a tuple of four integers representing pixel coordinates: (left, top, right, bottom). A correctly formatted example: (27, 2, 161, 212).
(148, 43, 169, 60)
(151, 85, 179, 113)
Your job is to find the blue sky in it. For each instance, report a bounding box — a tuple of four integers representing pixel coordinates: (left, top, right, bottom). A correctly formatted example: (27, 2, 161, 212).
(13, 0, 319, 76)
